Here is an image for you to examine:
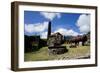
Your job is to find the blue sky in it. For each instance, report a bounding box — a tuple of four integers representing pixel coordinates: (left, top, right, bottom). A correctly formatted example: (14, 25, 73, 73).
(24, 11, 90, 39)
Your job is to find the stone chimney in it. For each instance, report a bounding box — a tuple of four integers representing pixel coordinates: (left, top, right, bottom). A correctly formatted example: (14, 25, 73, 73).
(47, 21, 51, 39)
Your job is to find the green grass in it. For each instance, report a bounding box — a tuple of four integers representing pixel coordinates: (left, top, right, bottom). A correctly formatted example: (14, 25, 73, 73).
(24, 44, 90, 61)
(24, 47, 56, 61)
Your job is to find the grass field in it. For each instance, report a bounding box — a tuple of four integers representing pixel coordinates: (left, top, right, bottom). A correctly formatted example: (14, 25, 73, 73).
(24, 44, 90, 61)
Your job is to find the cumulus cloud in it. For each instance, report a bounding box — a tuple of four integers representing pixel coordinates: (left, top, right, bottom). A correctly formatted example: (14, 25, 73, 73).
(40, 12, 61, 20)
(54, 28, 79, 36)
(76, 14, 90, 33)
(40, 31, 48, 39)
(25, 21, 48, 33)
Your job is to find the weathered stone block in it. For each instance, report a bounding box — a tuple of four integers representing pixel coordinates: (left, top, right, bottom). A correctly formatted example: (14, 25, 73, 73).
(48, 46, 68, 55)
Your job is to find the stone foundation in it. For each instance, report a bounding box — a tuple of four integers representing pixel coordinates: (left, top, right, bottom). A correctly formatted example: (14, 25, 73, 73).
(48, 46, 68, 55)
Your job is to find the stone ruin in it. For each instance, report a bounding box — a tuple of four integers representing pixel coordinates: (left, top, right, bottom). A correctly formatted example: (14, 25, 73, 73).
(47, 21, 68, 55)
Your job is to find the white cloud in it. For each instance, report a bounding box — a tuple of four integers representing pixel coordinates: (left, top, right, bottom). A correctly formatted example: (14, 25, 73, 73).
(40, 12, 61, 20)
(40, 31, 48, 39)
(76, 14, 90, 33)
(54, 28, 79, 36)
(41, 28, 80, 39)
(25, 21, 48, 33)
